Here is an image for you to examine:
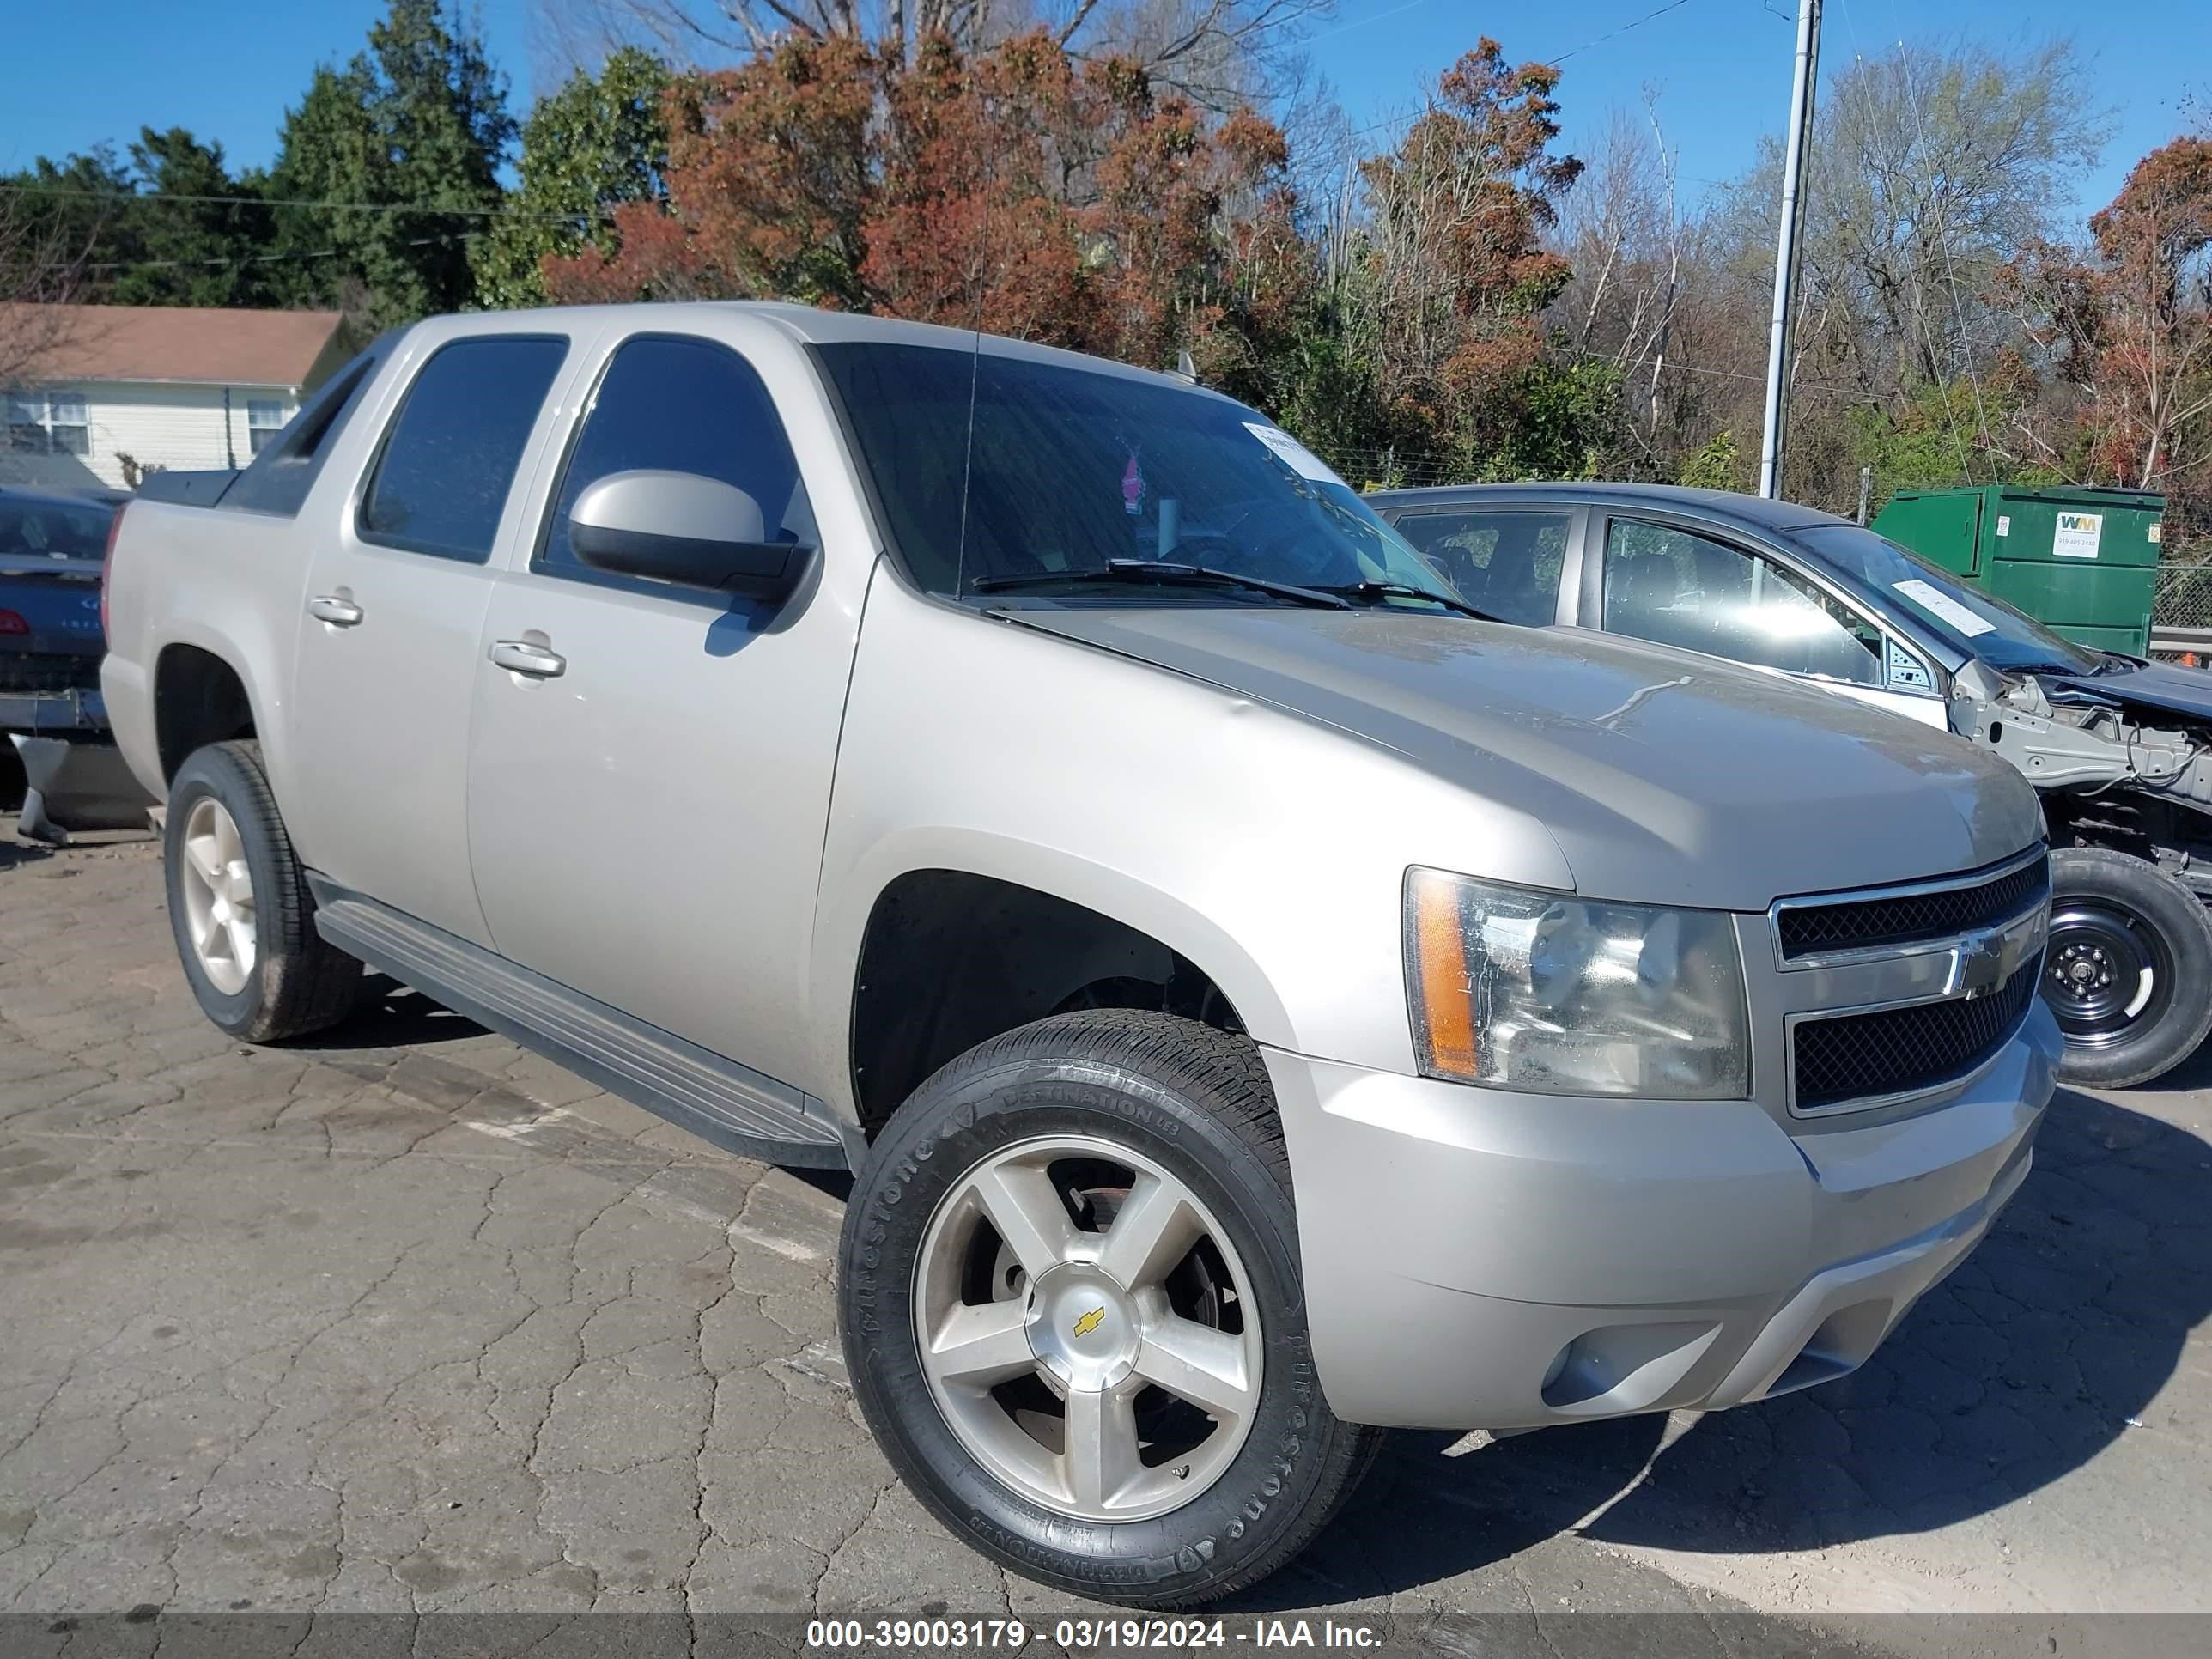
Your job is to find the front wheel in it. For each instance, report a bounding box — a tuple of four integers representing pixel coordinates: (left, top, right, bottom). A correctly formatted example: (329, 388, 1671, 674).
(838, 1011, 1383, 1608)
(2046, 848, 2212, 1088)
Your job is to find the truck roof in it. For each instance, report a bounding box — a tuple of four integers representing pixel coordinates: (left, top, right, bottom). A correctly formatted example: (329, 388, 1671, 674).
(420, 300, 1212, 396)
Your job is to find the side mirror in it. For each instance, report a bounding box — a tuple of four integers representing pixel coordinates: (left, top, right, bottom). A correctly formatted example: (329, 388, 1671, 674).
(569, 469, 809, 601)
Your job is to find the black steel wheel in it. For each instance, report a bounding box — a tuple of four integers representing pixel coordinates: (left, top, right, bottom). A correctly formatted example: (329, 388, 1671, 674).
(2046, 848, 2212, 1088)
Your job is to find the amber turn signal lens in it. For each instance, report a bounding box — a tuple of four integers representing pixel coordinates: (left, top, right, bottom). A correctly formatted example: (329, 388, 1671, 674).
(1407, 868, 1480, 1079)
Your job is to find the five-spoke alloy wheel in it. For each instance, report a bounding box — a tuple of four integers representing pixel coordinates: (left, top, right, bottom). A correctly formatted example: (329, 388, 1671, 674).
(179, 795, 258, 995)
(842, 1010, 1383, 1608)
(163, 740, 362, 1042)
(914, 1133, 1262, 1522)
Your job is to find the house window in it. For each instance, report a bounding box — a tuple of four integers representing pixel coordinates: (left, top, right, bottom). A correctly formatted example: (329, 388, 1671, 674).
(6, 390, 89, 455)
(246, 399, 288, 455)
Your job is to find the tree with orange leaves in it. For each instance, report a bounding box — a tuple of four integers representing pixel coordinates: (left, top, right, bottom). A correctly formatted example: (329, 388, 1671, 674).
(2008, 138, 2212, 498)
(1353, 39, 1586, 472)
(544, 27, 1305, 386)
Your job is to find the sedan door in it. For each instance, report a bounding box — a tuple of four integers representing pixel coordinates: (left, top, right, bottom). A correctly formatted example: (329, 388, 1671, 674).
(465, 325, 865, 1091)
(1587, 513, 1948, 727)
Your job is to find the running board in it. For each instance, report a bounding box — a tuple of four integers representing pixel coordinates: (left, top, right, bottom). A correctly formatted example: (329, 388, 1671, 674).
(309, 881, 855, 1171)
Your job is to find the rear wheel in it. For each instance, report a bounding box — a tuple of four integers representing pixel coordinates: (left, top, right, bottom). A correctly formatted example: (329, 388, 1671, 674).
(839, 1011, 1382, 1607)
(2047, 848, 2212, 1088)
(165, 741, 362, 1042)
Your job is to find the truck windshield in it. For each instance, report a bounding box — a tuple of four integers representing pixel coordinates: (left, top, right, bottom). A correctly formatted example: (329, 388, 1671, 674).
(1795, 523, 2102, 677)
(815, 341, 1462, 608)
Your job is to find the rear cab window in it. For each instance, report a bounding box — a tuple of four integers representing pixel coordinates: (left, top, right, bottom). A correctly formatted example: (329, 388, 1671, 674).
(223, 337, 392, 518)
(357, 335, 569, 563)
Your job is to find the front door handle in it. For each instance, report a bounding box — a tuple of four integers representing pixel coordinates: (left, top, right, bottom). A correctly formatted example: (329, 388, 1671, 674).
(308, 594, 363, 627)
(489, 639, 567, 679)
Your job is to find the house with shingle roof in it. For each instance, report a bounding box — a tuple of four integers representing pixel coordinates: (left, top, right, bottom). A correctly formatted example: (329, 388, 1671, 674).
(1, 303, 356, 492)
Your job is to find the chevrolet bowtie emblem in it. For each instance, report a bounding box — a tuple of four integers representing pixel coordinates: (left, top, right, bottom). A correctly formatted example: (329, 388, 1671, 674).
(1071, 1306, 1106, 1340)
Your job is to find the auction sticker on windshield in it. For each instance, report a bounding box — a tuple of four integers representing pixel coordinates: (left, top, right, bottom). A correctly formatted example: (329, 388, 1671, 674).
(1894, 578, 1997, 637)
(1243, 422, 1339, 483)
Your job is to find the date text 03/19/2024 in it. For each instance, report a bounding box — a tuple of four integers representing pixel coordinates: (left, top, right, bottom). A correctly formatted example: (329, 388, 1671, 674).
(803, 1619, 1386, 1650)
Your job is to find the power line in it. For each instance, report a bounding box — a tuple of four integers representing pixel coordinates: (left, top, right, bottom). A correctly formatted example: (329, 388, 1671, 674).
(0, 181, 608, 225)
(1551, 0, 1699, 67)
(80, 232, 489, 274)
(1300, 0, 1443, 49)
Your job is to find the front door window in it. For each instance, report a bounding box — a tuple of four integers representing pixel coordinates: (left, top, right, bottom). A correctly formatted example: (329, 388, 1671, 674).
(1601, 519, 1883, 687)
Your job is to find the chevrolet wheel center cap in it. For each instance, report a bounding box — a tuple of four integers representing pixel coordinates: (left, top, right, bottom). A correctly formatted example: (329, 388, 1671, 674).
(1026, 1263, 1139, 1391)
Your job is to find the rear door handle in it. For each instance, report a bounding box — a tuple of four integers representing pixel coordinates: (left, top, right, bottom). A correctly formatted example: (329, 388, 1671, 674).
(308, 594, 363, 627)
(489, 639, 567, 679)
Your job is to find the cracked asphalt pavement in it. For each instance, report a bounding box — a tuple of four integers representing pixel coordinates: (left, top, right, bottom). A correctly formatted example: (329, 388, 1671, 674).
(1, 825, 2207, 1650)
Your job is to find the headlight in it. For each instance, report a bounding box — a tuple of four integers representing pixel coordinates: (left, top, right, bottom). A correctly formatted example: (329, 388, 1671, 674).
(1403, 866, 1750, 1099)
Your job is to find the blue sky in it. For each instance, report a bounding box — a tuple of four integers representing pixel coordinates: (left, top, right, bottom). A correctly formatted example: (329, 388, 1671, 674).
(1, 0, 2203, 221)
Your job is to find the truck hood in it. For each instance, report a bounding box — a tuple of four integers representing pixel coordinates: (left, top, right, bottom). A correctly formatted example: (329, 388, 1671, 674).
(1003, 605, 2041, 911)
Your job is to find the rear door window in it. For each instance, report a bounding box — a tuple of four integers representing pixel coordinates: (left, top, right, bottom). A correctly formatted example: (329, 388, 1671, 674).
(1391, 510, 1570, 626)
(358, 336, 568, 562)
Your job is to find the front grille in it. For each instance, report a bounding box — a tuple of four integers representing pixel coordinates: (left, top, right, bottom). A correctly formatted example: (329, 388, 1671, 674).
(1792, 959, 2039, 1110)
(1776, 854, 2049, 960)
(0, 653, 100, 694)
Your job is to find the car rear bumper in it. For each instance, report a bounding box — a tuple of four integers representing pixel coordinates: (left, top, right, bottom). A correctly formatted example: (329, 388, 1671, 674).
(1264, 1000, 2059, 1430)
(0, 686, 106, 734)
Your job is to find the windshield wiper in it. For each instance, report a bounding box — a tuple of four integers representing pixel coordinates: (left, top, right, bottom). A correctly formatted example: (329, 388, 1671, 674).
(970, 558, 1351, 610)
(1315, 580, 1498, 623)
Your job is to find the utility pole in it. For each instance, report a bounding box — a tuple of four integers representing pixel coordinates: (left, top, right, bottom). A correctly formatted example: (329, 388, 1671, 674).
(1759, 0, 1822, 500)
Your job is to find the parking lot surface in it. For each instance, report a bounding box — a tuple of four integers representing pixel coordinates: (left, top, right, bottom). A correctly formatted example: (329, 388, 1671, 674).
(2, 827, 2207, 1650)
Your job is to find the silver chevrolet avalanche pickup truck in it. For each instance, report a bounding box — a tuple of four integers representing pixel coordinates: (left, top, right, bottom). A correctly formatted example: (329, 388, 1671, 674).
(101, 302, 2060, 1606)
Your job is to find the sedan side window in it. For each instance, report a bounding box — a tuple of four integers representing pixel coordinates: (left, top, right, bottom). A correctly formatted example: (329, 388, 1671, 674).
(1392, 510, 1570, 627)
(540, 334, 814, 580)
(1602, 520, 1881, 687)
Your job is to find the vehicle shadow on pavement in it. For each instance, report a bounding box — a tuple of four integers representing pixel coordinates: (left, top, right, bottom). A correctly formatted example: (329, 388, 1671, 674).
(1244, 1085, 2211, 1606)
(297, 980, 494, 1050)
(0, 838, 57, 872)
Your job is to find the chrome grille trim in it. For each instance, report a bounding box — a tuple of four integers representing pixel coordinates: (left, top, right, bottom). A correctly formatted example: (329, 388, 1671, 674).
(1767, 847, 2051, 1117)
(1770, 846, 2051, 971)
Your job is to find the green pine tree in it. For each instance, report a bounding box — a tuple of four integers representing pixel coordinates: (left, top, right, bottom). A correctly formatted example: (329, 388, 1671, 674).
(471, 47, 671, 311)
(265, 0, 516, 325)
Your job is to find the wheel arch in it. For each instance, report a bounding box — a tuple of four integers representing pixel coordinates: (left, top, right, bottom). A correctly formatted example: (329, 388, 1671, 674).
(823, 836, 1292, 1142)
(153, 640, 266, 788)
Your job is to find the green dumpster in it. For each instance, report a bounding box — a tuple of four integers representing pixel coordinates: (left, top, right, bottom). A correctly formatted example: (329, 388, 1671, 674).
(1873, 484, 2166, 654)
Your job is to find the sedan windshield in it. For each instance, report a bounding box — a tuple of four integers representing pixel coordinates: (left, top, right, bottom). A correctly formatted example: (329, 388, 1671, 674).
(1795, 523, 2102, 677)
(815, 341, 1462, 608)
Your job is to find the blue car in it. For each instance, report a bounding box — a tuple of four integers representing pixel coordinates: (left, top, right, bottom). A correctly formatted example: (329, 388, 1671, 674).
(2, 486, 149, 840)
(0, 485, 111, 727)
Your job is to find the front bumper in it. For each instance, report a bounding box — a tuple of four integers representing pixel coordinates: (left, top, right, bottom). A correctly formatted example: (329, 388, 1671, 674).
(1265, 1000, 2059, 1431)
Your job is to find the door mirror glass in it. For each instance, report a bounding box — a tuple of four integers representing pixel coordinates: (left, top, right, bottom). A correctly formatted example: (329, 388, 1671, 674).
(569, 469, 808, 599)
